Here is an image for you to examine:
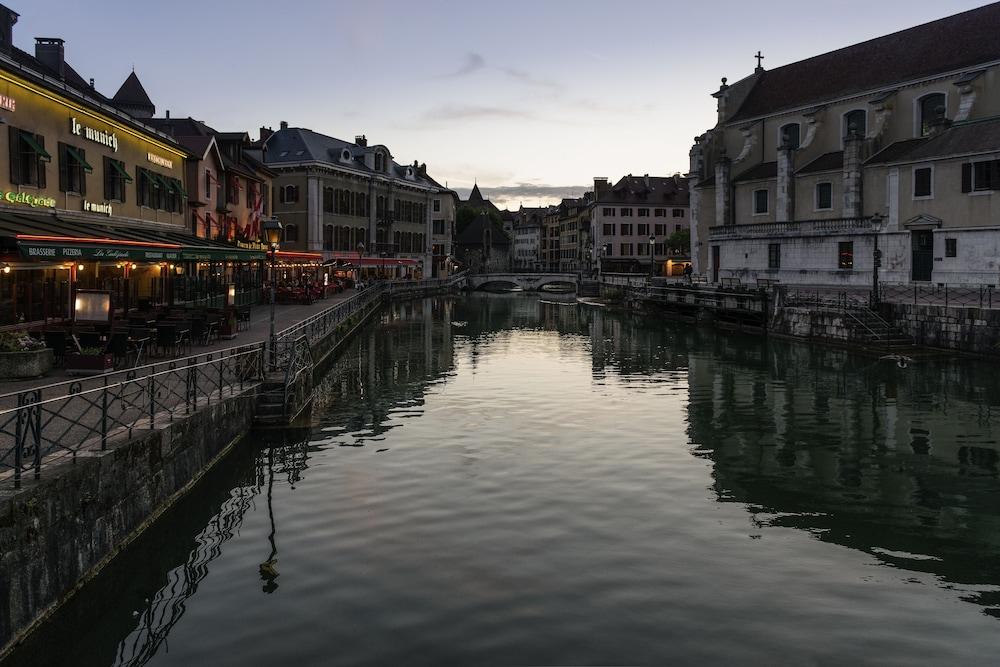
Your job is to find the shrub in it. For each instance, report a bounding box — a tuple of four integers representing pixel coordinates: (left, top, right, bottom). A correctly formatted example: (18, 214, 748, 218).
(0, 331, 45, 353)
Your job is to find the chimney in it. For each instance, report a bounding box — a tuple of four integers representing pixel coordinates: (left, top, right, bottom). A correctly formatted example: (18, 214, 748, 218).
(165, 109, 170, 119)
(593, 177, 610, 200)
(88, 77, 94, 89)
(259, 126, 274, 142)
(0, 5, 17, 55)
(35, 38, 65, 79)
(355, 134, 367, 147)
(280, 120, 288, 130)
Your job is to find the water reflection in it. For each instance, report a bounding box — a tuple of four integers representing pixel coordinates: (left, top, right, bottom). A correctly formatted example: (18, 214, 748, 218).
(6, 293, 1000, 666)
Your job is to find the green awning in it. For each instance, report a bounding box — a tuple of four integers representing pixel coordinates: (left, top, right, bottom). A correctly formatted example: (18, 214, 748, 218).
(65, 145, 93, 174)
(168, 179, 187, 198)
(109, 159, 133, 182)
(150, 173, 169, 189)
(20, 133, 51, 162)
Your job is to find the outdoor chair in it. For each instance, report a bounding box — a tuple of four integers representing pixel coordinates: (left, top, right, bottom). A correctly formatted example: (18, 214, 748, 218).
(42, 330, 69, 364)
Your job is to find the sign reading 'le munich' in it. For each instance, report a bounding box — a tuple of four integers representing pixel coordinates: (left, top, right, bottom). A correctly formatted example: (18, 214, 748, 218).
(70, 117, 118, 152)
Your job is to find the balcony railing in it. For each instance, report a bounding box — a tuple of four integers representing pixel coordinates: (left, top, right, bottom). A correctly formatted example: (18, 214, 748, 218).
(709, 217, 873, 239)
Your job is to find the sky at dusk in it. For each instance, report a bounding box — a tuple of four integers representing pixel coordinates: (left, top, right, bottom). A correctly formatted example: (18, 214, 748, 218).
(18, 0, 990, 208)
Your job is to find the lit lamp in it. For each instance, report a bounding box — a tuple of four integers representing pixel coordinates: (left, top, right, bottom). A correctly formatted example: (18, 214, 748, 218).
(262, 217, 283, 370)
(227, 283, 236, 307)
(871, 212, 885, 307)
(2, 263, 11, 274)
(648, 235, 656, 280)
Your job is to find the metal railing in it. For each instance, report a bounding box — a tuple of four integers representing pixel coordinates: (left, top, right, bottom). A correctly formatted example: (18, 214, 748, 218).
(271, 284, 389, 367)
(0, 343, 265, 488)
(279, 336, 315, 422)
(709, 217, 873, 239)
(389, 270, 468, 294)
(881, 282, 997, 309)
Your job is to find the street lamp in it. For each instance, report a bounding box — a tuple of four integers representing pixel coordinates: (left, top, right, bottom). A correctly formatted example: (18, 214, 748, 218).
(263, 217, 283, 370)
(356, 241, 365, 285)
(871, 212, 884, 307)
(648, 234, 656, 281)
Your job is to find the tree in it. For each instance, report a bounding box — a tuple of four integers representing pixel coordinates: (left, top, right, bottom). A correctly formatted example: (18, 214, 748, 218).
(667, 228, 690, 255)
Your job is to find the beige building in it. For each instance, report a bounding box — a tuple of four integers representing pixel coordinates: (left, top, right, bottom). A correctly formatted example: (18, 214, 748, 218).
(259, 125, 454, 279)
(690, 4, 1000, 287)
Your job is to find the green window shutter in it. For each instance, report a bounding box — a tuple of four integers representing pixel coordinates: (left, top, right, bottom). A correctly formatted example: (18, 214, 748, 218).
(58, 142, 69, 193)
(36, 136, 46, 189)
(103, 156, 113, 200)
(8, 126, 20, 185)
(962, 163, 973, 193)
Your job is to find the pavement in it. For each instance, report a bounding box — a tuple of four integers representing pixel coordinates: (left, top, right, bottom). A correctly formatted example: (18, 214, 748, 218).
(0, 290, 359, 400)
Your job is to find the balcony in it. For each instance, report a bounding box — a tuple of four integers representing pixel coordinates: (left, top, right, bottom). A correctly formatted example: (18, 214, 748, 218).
(709, 217, 873, 240)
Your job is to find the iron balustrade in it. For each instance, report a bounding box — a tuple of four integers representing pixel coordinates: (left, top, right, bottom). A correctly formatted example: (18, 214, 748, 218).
(708, 217, 873, 239)
(271, 284, 389, 368)
(881, 282, 996, 309)
(0, 344, 265, 488)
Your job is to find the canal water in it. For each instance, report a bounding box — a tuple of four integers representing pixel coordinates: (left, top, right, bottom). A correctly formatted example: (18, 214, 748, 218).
(8, 293, 1000, 666)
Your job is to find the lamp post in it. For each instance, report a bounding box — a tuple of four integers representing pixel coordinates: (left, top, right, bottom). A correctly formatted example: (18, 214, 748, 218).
(356, 241, 365, 284)
(871, 213, 884, 307)
(263, 218, 283, 370)
(649, 235, 656, 281)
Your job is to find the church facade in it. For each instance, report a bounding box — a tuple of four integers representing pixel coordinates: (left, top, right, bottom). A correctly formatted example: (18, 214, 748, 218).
(689, 4, 1000, 287)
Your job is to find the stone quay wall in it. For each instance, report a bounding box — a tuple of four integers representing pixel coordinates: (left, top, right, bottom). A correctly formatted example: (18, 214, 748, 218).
(882, 303, 1000, 357)
(0, 392, 257, 656)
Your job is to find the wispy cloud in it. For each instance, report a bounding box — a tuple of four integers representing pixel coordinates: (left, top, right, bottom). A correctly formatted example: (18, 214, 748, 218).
(442, 52, 486, 78)
(453, 182, 592, 208)
(418, 104, 539, 124)
(437, 52, 563, 91)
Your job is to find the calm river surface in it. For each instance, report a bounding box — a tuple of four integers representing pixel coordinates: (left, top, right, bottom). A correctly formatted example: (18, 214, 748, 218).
(8, 293, 1000, 666)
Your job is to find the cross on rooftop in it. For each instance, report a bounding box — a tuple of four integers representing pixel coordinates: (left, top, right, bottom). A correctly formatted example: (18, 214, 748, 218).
(755, 51, 764, 70)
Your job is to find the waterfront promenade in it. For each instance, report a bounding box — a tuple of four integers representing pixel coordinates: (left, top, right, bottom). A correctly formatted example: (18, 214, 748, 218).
(0, 291, 359, 399)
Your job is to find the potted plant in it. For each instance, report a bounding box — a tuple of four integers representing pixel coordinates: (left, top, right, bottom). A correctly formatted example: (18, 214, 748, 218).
(65, 346, 114, 376)
(0, 331, 54, 378)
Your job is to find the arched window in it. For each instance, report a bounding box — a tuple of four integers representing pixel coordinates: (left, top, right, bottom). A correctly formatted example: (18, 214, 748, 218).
(323, 187, 334, 213)
(779, 123, 800, 150)
(843, 110, 866, 139)
(918, 93, 946, 136)
(375, 153, 385, 172)
(323, 225, 333, 251)
(284, 224, 298, 243)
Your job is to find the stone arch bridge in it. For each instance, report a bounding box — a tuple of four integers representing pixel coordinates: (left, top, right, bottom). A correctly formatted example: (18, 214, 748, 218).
(466, 273, 580, 291)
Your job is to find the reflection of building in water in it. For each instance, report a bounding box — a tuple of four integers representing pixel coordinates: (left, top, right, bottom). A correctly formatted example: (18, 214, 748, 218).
(684, 338, 1000, 616)
(312, 297, 456, 439)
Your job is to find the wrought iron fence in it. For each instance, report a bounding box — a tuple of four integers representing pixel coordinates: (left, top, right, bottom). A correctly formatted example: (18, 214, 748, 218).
(782, 286, 871, 310)
(272, 284, 389, 367)
(0, 344, 265, 488)
(881, 282, 996, 309)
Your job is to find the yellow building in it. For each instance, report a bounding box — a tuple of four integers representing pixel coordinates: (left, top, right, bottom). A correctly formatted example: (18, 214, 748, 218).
(0, 5, 264, 325)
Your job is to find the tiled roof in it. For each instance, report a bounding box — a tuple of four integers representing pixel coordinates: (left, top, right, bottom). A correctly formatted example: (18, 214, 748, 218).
(729, 3, 1000, 122)
(112, 71, 154, 112)
(798, 151, 844, 174)
(866, 117, 1000, 164)
(733, 162, 777, 182)
(595, 175, 689, 205)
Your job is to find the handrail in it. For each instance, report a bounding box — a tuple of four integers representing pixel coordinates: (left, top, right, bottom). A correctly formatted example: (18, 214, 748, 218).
(0, 345, 265, 488)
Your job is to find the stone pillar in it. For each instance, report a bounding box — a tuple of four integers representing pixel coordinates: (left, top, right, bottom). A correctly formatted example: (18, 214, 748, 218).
(776, 146, 795, 223)
(842, 132, 863, 218)
(690, 182, 702, 275)
(714, 157, 731, 227)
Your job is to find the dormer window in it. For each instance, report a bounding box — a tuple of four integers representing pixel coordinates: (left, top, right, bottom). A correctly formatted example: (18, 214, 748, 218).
(375, 153, 385, 172)
(341, 149, 351, 161)
(918, 93, 946, 137)
(779, 123, 800, 150)
(843, 110, 867, 139)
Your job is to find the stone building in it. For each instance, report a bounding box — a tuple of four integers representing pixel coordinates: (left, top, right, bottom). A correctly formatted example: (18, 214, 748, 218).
(513, 206, 546, 270)
(542, 206, 560, 272)
(690, 4, 1000, 287)
(258, 125, 454, 278)
(557, 196, 592, 274)
(455, 212, 510, 273)
(593, 175, 689, 274)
